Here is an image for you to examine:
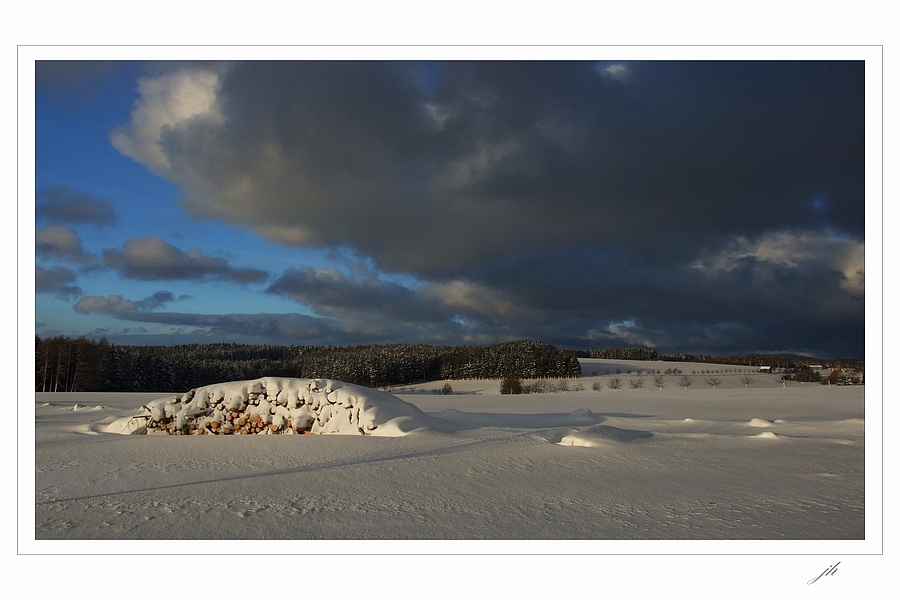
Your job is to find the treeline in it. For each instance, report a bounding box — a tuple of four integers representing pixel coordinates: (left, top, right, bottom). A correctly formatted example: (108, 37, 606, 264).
(658, 352, 863, 370)
(575, 347, 863, 371)
(35, 336, 581, 393)
(581, 348, 660, 361)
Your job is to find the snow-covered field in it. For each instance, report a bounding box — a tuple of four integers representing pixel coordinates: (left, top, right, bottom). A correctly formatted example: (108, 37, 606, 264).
(24, 358, 880, 591)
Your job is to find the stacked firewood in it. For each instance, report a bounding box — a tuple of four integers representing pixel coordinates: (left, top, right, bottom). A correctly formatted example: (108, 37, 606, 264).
(141, 385, 320, 435)
(144, 410, 312, 435)
(134, 378, 389, 436)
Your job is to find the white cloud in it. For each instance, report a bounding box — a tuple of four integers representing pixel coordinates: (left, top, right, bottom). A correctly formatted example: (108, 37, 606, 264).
(437, 139, 522, 189)
(110, 67, 222, 175)
(420, 280, 517, 320)
(692, 230, 864, 295)
(424, 102, 453, 129)
(599, 63, 629, 81)
(586, 318, 657, 348)
(74, 295, 137, 314)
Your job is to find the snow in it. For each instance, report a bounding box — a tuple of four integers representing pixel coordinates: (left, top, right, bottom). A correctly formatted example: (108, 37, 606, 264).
(25, 358, 880, 592)
(558, 424, 654, 446)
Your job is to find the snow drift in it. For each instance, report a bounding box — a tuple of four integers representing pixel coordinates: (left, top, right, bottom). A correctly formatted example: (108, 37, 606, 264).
(558, 424, 653, 447)
(106, 377, 455, 437)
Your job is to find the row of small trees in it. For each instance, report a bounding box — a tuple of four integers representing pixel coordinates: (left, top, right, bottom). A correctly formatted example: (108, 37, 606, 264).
(501, 373, 758, 394)
(597, 374, 742, 390)
(499, 376, 589, 394)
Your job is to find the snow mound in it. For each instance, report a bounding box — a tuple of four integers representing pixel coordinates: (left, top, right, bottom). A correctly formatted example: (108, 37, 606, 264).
(753, 431, 781, 439)
(107, 377, 455, 437)
(105, 415, 149, 435)
(73, 424, 103, 435)
(747, 418, 774, 427)
(558, 425, 653, 447)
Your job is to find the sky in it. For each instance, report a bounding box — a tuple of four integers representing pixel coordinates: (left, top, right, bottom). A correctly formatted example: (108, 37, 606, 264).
(30, 56, 871, 358)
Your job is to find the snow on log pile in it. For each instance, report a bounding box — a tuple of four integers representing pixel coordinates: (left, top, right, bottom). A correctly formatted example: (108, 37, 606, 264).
(107, 377, 450, 437)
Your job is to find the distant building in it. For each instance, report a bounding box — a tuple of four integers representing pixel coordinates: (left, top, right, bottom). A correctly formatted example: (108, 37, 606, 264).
(758, 366, 771, 373)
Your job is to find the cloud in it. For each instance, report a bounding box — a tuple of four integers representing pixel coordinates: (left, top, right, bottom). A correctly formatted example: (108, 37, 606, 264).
(73, 295, 137, 314)
(36, 61, 120, 92)
(100, 307, 517, 347)
(267, 268, 527, 330)
(419, 279, 519, 321)
(598, 63, 629, 81)
(35, 266, 82, 300)
(102, 236, 268, 283)
(136, 291, 177, 310)
(110, 66, 224, 175)
(692, 230, 865, 297)
(73, 291, 177, 315)
(36, 186, 118, 226)
(105, 61, 866, 358)
(35, 225, 89, 262)
(268, 268, 438, 323)
(110, 61, 864, 276)
(261, 234, 864, 357)
(110, 311, 349, 345)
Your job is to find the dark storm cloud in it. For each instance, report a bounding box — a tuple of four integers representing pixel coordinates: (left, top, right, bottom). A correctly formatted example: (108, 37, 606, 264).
(268, 267, 448, 323)
(266, 267, 549, 339)
(474, 231, 864, 324)
(111, 311, 350, 345)
(101, 237, 269, 284)
(270, 268, 416, 315)
(114, 60, 863, 275)
(110, 60, 866, 357)
(35, 266, 82, 300)
(35, 61, 121, 91)
(36, 186, 119, 226)
(105, 309, 512, 347)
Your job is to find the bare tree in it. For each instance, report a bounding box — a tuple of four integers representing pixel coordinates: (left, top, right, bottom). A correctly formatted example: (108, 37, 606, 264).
(679, 375, 693, 390)
(740, 375, 754, 389)
(500, 375, 523, 394)
(528, 380, 547, 393)
(607, 376, 623, 391)
(629, 376, 645, 390)
(592, 381, 604, 392)
(706, 376, 721, 389)
(653, 374, 667, 390)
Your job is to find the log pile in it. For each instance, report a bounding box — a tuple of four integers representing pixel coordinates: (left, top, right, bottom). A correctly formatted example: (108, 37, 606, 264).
(145, 410, 311, 435)
(137, 378, 377, 436)
(107, 376, 442, 437)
